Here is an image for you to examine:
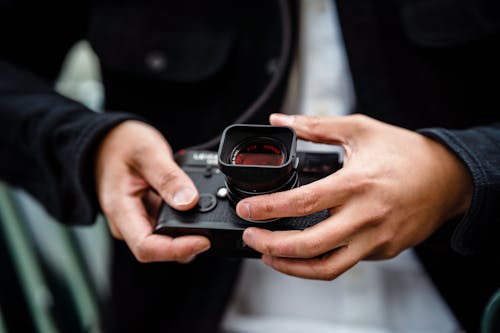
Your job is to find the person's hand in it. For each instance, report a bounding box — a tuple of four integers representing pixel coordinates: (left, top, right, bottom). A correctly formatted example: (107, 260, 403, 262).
(237, 113, 473, 280)
(94, 120, 210, 263)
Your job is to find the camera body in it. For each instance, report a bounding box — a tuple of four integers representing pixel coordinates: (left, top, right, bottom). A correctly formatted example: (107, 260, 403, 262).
(154, 125, 342, 257)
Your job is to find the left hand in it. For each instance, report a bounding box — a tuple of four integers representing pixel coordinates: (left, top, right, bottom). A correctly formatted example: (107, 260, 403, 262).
(237, 113, 472, 280)
(95, 120, 209, 264)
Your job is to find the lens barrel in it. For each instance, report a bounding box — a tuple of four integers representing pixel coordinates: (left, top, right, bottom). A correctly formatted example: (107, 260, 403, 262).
(218, 124, 299, 208)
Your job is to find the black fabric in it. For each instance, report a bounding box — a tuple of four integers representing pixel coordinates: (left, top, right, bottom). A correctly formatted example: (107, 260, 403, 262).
(88, 2, 236, 82)
(400, 0, 500, 47)
(418, 126, 500, 256)
(108, 240, 242, 333)
(0, 0, 89, 81)
(94, 1, 295, 151)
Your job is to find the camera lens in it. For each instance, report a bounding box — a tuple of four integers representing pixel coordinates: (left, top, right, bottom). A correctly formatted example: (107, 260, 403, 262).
(231, 138, 286, 166)
(218, 125, 299, 214)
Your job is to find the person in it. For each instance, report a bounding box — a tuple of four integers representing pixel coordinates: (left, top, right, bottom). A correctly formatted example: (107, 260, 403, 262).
(0, 1, 498, 332)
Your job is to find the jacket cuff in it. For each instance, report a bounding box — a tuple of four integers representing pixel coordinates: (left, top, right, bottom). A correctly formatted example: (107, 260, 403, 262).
(417, 127, 493, 255)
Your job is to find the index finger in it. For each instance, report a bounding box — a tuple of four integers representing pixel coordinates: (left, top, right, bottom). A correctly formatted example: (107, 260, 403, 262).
(269, 113, 371, 145)
(110, 194, 210, 262)
(236, 172, 347, 221)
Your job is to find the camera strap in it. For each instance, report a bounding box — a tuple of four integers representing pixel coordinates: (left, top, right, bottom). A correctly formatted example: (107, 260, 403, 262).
(185, 0, 293, 151)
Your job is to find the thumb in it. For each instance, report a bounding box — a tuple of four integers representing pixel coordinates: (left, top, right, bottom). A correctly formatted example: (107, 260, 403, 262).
(128, 130, 198, 211)
(142, 152, 198, 210)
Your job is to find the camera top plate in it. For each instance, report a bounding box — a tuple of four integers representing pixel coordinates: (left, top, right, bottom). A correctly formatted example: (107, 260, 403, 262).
(154, 149, 338, 258)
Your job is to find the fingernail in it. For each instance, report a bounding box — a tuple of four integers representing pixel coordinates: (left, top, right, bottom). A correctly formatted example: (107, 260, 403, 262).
(243, 228, 254, 245)
(173, 187, 196, 206)
(238, 202, 252, 219)
(181, 255, 196, 264)
(271, 113, 295, 126)
(194, 242, 210, 255)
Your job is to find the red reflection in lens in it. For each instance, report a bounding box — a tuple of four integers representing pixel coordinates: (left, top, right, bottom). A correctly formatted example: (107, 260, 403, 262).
(233, 142, 284, 166)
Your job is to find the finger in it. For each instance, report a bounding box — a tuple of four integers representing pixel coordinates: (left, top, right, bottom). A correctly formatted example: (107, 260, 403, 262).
(270, 113, 369, 144)
(260, 245, 359, 280)
(130, 140, 198, 211)
(236, 173, 347, 220)
(110, 195, 210, 262)
(242, 210, 355, 259)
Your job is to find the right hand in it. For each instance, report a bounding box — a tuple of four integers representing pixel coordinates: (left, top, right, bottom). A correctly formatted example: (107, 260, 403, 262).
(94, 120, 210, 263)
(238, 114, 472, 280)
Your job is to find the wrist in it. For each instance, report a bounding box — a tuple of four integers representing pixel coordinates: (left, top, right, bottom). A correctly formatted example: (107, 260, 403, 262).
(426, 136, 473, 221)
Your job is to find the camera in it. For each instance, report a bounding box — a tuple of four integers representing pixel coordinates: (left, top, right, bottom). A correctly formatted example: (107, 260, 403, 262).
(154, 124, 342, 257)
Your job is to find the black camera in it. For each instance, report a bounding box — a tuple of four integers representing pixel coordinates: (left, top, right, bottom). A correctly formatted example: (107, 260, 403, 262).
(154, 124, 342, 257)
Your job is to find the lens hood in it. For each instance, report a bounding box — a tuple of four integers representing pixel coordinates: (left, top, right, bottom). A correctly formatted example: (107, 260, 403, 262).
(218, 125, 299, 197)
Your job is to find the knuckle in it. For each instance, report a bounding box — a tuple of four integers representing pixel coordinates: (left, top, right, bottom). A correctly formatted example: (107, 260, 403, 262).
(130, 143, 151, 167)
(349, 113, 368, 122)
(133, 240, 152, 263)
(157, 167, 182, 190)
(296, 188, 318, 215)
(274, 239, 293, 256)
(302, 237, 323, 255)
(347, 114, 376, 134)
(339, 171, 362, 193)
(304, 116, 323, 141)
(383, 246, 400, 259)
(171, 247, 188, 262)
(376, 242, 399, 259)
(349, 113, 371, 126)
(261, 238, 276, 256)
(100, 193, 120, 215)
(342, 169, 378, 195)
(372, 230, 399, 259)
(371, 204, 392, 226)
(108, 225, 123, 239)
(363, 202, 392, 229)
(382, 232, 400, 259)
(314, 263, 340, 281)
(263, 201, 276, 216)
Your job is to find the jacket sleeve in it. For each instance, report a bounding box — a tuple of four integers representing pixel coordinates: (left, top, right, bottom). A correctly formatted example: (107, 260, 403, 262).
(0, 60, 141, 225)
(418, 123, 500, 255)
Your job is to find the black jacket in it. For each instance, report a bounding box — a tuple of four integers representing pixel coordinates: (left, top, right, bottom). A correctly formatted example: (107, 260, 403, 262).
(1, 0, 499, 332)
